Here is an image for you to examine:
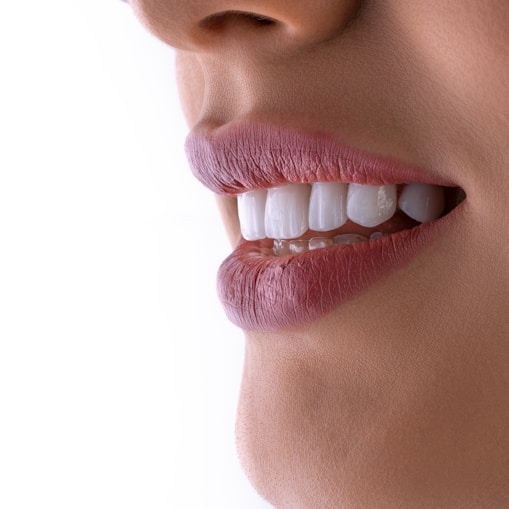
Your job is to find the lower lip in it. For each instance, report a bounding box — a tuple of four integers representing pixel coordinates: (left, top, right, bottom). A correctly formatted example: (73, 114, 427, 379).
(217, 209, 458, 331)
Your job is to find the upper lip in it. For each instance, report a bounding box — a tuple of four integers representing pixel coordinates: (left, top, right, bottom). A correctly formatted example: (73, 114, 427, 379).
(184, 119, 455, 195)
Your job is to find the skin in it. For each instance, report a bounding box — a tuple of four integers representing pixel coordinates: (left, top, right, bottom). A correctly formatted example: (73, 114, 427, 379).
(130, 1, 509, 507)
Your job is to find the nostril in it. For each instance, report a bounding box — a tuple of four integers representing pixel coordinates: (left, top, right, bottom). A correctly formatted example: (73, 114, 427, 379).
(200, 10, 277, 31)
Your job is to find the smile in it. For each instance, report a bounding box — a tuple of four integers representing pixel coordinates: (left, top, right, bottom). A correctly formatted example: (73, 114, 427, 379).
(186, 120, 466, 331)
(237, 182, 464, 255)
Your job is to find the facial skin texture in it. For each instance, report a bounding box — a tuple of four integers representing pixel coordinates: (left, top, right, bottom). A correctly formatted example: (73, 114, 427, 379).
(130, 1, 509, 507)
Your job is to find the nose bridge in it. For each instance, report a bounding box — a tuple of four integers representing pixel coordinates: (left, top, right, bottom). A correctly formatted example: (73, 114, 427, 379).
(131, 0, 361, 51)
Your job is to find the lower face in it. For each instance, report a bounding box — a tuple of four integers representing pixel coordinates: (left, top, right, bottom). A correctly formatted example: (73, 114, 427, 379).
(156, 1, 509, 507)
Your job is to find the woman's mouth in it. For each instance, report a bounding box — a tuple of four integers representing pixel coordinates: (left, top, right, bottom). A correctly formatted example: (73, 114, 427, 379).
(185, 121, 465, 331)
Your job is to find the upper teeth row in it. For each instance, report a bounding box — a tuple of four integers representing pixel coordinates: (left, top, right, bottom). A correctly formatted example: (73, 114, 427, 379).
(238, 182, 445, 240)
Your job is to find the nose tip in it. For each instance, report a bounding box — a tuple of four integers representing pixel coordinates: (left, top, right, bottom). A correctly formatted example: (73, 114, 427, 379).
(131, 0, 362, 51)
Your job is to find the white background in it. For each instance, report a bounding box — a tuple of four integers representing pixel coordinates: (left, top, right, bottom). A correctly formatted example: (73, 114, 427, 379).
(0, 1, 273, 508)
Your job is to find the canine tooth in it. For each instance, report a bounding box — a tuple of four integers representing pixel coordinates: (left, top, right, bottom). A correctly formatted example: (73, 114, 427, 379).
(309, 237, 333, 250)
(308, 182, 348, 231)
(265, 184, 311, 239)
(238, 189, 267, 240)
(289, 240, 309, 254)
(273, 239, 290, 256)
(333, 234, 368, 245)
(398, 183, 445, 223)
(347, 184, 397, 227)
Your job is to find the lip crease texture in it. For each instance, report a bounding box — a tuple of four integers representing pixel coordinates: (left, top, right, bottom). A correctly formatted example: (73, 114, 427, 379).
(185, 120, 459, 331)
(218, 221, 446, 331)
(185, 121, 453, 195)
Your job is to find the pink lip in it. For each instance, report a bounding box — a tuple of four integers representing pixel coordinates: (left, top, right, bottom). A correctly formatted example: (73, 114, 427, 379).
(185, 120, 459, 331)
(218, 221, 449, 331)
(185, 121, 453, 194)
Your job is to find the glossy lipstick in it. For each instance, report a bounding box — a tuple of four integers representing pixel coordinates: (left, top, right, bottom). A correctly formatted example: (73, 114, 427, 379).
(185, 121, 457, 331)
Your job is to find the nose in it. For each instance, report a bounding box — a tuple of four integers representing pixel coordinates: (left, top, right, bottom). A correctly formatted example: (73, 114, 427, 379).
(130, 0, 362, 51)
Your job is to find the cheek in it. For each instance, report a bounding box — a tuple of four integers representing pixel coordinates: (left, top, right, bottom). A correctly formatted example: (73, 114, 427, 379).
(176, 51, 205, 127)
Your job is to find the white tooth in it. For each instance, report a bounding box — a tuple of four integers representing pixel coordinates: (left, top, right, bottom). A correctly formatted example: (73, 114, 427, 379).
(347, 184, 397, 227)
(289, 240, 309, 254)
(369, 231, 385, 240)
(237, 189, 267, 240)
(309, 237, 333, 250)
(333, 234, 368, 245)
(398, 183, 445, 223)
(308, 182, 348, 231)
(265, 184, 311, 239)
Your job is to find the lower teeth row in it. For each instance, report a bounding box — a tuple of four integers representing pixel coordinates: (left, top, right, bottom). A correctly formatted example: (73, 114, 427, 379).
(273, 232, 385, 256)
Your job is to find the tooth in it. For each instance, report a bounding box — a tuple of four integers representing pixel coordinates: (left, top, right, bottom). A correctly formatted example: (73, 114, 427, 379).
(369, 231, 385, 240)
(333, 234, 368, 245)
(398, 183, 445, 223)
(273, 239, 290, 256)
(237, 189, 267, 240)
(309, 237, 333, 250)
(308, 182, 348, 231)
(289, 240, 309, 254)
(265, 184, 311, 239)
(347, 184, 397, 227)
